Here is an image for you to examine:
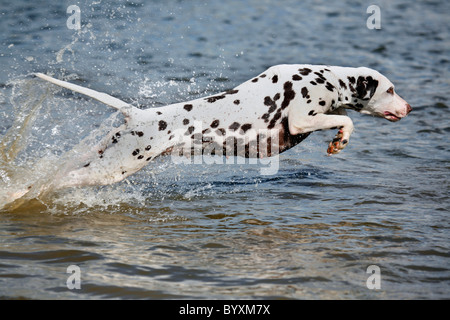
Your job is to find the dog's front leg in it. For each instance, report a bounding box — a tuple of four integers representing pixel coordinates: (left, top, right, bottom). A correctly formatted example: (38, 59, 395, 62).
(289, 112, 354, 155)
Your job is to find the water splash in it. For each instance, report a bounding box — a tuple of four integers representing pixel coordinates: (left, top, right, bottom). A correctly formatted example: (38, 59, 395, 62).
(54, 23, 97, 68)
(0, 76, 122, 211)
(0, 73, 250, 213)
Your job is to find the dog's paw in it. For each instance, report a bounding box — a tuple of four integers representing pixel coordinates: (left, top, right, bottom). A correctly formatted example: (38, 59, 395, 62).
(327, 129, 349, 155)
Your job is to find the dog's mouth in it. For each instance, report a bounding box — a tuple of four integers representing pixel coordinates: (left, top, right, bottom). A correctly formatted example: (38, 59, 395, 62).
(383, 111, 402, 122)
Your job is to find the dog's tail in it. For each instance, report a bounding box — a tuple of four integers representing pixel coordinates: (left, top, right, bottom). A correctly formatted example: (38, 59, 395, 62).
(34, 73, 138, 118)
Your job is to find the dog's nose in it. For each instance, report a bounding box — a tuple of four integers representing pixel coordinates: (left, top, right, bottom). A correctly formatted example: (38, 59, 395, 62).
(406, 104, 412, 114)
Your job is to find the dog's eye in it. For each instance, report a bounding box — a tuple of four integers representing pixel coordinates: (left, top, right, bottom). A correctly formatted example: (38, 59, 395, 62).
(386, 87, 394, 95)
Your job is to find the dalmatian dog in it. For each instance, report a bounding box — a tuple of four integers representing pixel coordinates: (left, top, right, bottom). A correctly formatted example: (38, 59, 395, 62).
(30, 64, 410, 192)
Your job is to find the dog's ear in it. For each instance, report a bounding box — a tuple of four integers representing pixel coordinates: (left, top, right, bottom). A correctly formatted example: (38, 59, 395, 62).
(356, 76, 379, 100)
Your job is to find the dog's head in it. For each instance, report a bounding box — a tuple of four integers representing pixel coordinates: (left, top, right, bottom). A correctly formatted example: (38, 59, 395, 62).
(354, 67, 412, 122)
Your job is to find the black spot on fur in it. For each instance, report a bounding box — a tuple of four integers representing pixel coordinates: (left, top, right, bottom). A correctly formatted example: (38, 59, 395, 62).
(315, 78, 325, 84)
(292, 74, 302, 81)
(210, 120, 220, 128)
(339, 79, 347, 90)
(234, 100, 240, 105)
(268, 110, 282, 129)
(83, 163, 90, 167)
(186, 126, 195, 135)
(225, 89, 239, 95)
(349, 83, 356, 93)
(158, 120, 167, 131)
(264, 96, 277, 113)
(319, 100, 326, 106)
(240, 123, 252, 133)
(325, 82, 335, 92)
(260, 74, 266, 78)
(136, 131, 144, 137)
(355, 76, 379, 99)
(301, 87, 309, 98)
(145, 145, 152, 151)
(314, 72, 326, 81)
(310, 81, 317, 85)
(216, 128, 226, 136)
(229, 122, 240, 131)
(307, 99, 311, 104)
(251, 78, 258, 83)
(272, 75, 278, 83)
(183, 119, 190, 125)
(264, 96, 273, 106)
(132, 149, 140, 156)
(281, 81, 295, 109)
(205, 95, 226, 103)
(184, 104, 193, 111)
(273, 93, 280, 100)
(308, 110, 317, 116)
(266, 137, 272, 155)
(298, 68, 312, 76)
(137, 155, 144, 159)
(156, 111, 162, 115)
(348, 76, 355, 84)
